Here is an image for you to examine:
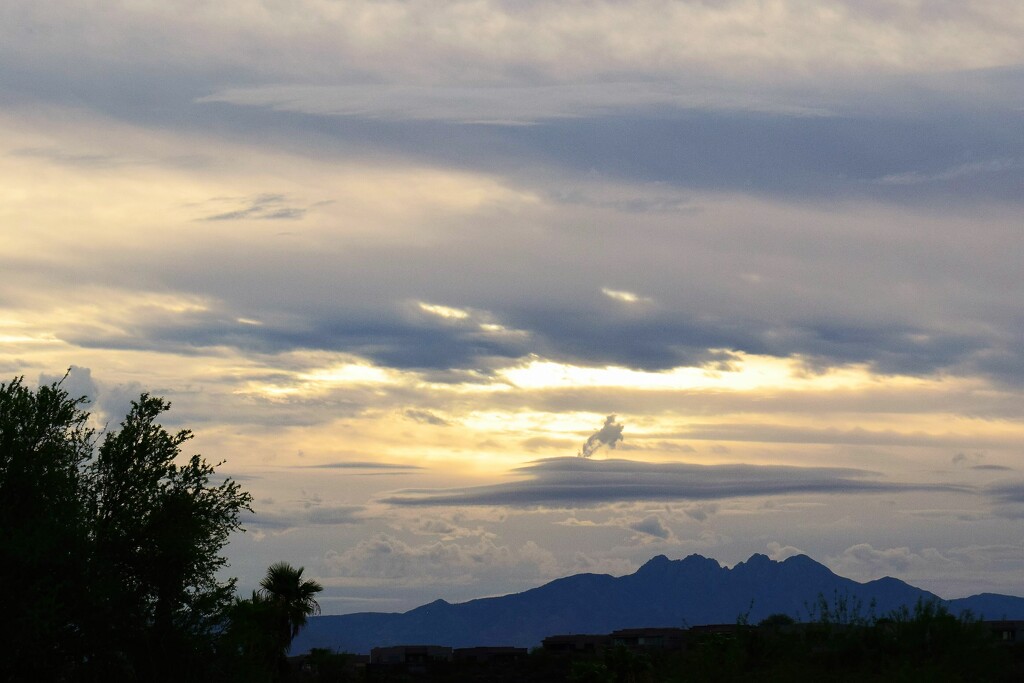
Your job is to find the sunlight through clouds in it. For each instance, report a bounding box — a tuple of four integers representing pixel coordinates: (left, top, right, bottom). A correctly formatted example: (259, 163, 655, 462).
(497, 355, 894, 393)
(3, 0, 1024, 612)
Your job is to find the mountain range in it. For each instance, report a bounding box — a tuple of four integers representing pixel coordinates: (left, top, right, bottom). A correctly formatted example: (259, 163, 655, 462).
(292, 553, 1024, 655)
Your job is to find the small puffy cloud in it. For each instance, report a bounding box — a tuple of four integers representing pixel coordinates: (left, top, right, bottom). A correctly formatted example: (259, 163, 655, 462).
(953, 451, 984, 466)
(38, 366, 145, 427)
(827, 543, 951, 580)
(684, 503, 718, 522)
(570, 552, 637, 577)
(628, 515, 673, 540)
(39, 365, 96, 400)
(766, 541, 805, 561)
(579, 415, 625, 458)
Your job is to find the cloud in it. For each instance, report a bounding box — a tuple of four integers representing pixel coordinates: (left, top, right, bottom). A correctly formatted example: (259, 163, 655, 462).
(9, 1, 1024, 107)
(579, 415, 625, 458)
(194, 78, 1024, 209)
(199, 82, 832, 126)
(766, 541, 805, 561)
(418, 302, 470, 320)
(521, 436, 576, 452)
(296, 461, 425, 470)
(11, 147, 126, 169)
(39, 365, 98, 405)
(684, 503, 718, 522)
(952, 452, 977, 466)
(198, 193, 310, 221)
(601, 287, 650, 304)
(321, 533, 557, 586)
(37, 366, 147, 427)
(987, 481, 1024, 505)
(877, 158, 1023, 186)
(246, 504, 366, 532)
(827, 543, 951, 580)
(403, 409, 450, 426)
(628, 515, 673, 540)
(10, 104, 1021, 387)
(381, 457, 970, 508)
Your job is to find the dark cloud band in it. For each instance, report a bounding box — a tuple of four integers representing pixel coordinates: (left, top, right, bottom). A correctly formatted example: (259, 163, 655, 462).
(380, 457, 970, 508)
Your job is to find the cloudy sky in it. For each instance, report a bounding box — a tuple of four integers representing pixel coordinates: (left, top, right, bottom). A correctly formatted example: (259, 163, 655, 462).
(3, 0, 1024, 613)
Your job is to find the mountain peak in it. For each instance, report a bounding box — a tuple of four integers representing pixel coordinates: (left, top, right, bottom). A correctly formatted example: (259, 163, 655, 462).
(780, 553, 827, 571)
(642, 554, 671, 568)
(635, 554, 674, 577)
(680, 553, 720, 567)
(408, 598, 451, 615)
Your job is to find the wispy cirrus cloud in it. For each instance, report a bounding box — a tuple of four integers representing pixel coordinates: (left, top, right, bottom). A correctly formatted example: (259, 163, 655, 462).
(198, 193, 313, 221)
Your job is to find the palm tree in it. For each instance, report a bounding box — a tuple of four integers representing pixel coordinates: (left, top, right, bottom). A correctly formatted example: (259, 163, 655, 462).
(258, 562, 323, 649)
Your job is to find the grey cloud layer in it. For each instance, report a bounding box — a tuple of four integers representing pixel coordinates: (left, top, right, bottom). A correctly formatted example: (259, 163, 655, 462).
(199, 82, 834, 124)
(380, 457, 969, 508)
(4, 3, 1022, 387)
(193, 82, 1024, 205)
(64, 258, 1019, 384)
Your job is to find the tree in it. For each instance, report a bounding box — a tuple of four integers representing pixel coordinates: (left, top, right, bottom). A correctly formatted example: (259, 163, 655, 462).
(0, 375, 253, 682)
(86, 393, 253, 681)
(0, 375, 93, 680)
(221, 592, 281, 683)
(258, 561, 324, 678)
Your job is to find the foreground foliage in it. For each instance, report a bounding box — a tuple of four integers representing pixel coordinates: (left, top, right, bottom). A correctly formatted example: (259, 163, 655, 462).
(0, 375, 253, 682)
(354, 600, 1023, 682)
(223, 562, 324, 682)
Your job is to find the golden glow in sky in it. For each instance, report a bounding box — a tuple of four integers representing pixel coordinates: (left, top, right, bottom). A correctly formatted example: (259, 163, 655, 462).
(3, 0, 1024, 613)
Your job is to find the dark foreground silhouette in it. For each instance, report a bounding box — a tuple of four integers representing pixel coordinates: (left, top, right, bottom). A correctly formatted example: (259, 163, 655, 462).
(0, 375, 322, 683)
(293, 553, 1024, 655)
(294, 603, 1024, 682)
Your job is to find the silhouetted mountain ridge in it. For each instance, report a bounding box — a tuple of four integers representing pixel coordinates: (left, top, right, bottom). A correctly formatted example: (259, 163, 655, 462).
(292, 553, 1024, 654)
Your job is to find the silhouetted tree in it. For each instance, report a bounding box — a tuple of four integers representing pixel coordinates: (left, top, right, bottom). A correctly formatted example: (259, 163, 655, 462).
(0, 375, 92, 680)
(86, 394, 252, 681)
(258, 561, 324, 679)
(220, 592, 281, 682)
(0, 375, 252, 682)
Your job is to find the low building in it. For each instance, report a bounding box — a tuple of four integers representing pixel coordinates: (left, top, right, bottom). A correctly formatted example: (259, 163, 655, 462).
(370, 644, 453, 665)
(610, 627, 688, 651)
(541, 634, 613, 653)
(986, 620, 1024, 644)
(452, 646, 528, 663)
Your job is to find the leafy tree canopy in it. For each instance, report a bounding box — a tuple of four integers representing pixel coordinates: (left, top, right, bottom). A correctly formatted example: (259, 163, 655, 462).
(0, 374, 253, 682)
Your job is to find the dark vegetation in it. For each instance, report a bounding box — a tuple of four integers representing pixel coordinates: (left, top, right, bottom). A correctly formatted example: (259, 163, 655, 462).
(0, 374, 320, 682)
(355, 600, 1024, 682)
(3, 372, 1024, 682)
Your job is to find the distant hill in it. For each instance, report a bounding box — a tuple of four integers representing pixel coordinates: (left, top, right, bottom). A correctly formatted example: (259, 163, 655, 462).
(292, 553, 1024, 654)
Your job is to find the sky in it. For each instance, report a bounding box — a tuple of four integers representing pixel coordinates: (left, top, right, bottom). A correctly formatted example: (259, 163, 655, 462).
(2, 0, 1024, 614)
